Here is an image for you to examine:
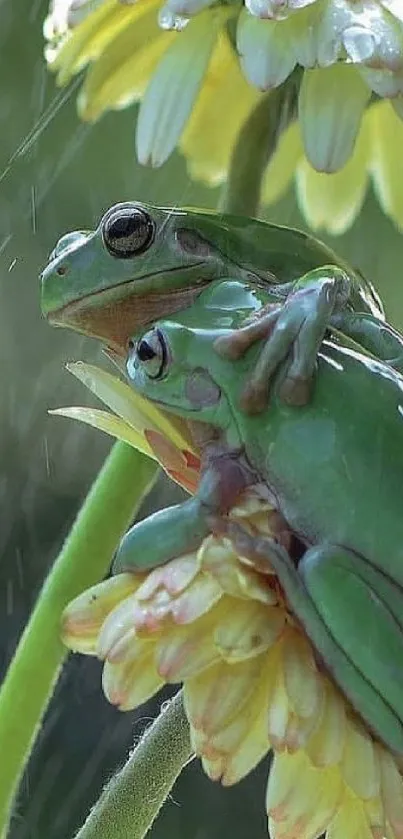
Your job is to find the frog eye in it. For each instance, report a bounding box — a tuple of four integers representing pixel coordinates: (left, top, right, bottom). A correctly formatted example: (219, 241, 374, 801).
(102, 204, 154, 258)
(132, 328, 167, 379)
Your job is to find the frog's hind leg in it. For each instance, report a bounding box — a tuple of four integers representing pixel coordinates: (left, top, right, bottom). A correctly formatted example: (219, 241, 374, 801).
(226, 524, 403, 757)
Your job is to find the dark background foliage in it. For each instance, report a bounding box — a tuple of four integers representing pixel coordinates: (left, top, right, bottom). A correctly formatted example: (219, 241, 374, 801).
(1, 1, 403, 836)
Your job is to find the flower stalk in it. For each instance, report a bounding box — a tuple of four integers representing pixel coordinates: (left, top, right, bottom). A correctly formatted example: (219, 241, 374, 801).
(0, 443, 157, 839)
(219, 72, 300, 216)
(74, 691, 192, 839)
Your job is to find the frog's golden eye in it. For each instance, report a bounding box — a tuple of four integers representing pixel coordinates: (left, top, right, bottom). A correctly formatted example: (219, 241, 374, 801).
(102, 204, 154, 258)
(134, 328, 167, 379)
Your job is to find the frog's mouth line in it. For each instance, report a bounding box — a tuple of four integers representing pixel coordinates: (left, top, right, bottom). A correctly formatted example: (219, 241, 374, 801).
(45, 270, 208, 354)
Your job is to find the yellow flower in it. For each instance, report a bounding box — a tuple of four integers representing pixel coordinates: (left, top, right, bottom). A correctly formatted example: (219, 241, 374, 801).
(44, 0, 403, 229)
(62, 502, 403, 839)
(56, 359, 403, 839)
(262, 97, 403, 235)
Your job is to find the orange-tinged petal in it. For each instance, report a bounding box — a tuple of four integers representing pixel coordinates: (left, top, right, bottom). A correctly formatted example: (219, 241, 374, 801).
(341, 719, 380, 800)
(268, 751, 343, 839)
(102, 646, 164, 710)
(61, 573, 140, 654)
(67, 361, 195, 454)
(214, 599, 285, 662)
(155, 614, 221, 681)
(97, 592, 149, 659)
(306, 680, 347, 767)
(282, 628, 323, 720)
(136, 552, 201, 600)
(184, 655, 265, 736)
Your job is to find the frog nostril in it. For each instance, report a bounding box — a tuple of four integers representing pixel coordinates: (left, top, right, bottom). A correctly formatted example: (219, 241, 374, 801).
(56, 265, 68, 276)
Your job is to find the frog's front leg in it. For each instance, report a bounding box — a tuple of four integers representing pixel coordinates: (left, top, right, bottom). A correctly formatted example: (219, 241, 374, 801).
(214, 266, 352, 413)
(113, 447, 254, 574)
(228, 525, 403, 755)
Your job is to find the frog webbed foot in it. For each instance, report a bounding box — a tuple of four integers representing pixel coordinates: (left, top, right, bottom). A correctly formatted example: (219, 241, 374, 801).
(214, 266, 351, 414)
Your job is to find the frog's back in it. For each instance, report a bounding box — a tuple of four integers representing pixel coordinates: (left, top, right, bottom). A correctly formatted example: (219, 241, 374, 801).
(239, 342, 403, 584)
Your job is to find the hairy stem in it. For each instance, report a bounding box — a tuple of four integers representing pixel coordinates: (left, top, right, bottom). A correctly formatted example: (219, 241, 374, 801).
(75, 692, 192, 839)
(0, 443, 157, 838)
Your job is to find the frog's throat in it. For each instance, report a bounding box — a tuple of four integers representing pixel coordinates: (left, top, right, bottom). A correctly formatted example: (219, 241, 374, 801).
(48, 284, 203, 354)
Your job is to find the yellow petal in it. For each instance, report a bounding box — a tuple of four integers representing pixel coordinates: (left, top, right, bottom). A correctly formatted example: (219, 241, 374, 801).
(136, 552, 200, 600)
(184, 655, 265, 736)
(214, 599, 285, 662)
(262, 121, 302, 206)
(379, 746, 403, 839)
(50, 0, 138, 82)
(341, 718, 379, 800)
(282, 628, 323, 721)
(66, 361, 195, 453)
(306, 680, 346, 767)
(181, 29, 260, 185)
(369, 100, 403, 231)
(50, 406, 155, 457)
(79, 4, 172, 121)
(268, 751, 343, 839)
(155, 611, 221, 680)
(102, 646, 163, 710)
(199, 535, 277, 604)
(327, 792, 373, 839)
(296, 108, 370, 235)
(61, 573, 139, 654)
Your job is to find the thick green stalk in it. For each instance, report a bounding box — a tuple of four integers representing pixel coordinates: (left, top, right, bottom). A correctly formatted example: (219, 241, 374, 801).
(219, 75, 300, 217)
(0, 442, 157, 838)
(75, 692, 192, 839)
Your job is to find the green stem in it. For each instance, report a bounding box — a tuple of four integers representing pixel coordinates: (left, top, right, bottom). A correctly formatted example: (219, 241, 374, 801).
(74, 692, 192, 839)
(0, 442, 157, 839)
(219, 74, 300, 218)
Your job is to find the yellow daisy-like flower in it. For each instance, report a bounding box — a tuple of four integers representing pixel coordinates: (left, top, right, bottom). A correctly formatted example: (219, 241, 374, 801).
(56, 359, 403, 839)
(44, 0, 403, 230)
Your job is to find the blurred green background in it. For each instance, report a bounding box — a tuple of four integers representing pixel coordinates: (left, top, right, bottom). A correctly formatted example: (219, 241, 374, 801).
(1, 1, 403, 836)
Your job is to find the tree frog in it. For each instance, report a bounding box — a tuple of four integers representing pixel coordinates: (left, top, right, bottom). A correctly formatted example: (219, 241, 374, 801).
(114, 278, 403, 757)
(41, 201, 397, 410)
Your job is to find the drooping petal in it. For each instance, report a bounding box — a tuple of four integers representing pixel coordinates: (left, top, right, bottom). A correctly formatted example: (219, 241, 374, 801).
(136, 9, 221, 167)
(184, 655, 265, 735)
(299, 64, 371, 172)
(267, 750, 343, 839)
(48, 0, 139, 83)
(180, 30, 261, 185)
(282, 627, 323, 721)
(214, 598, 285, 662)
(61, 573, 140, 654)
(155, 612, 221, 680)
(102, 646, 164, 710)
(296, 113, 369, 235)
(327, 792, 373, 839)
(341, 718, 380, 801)
(369, 99, 403, 230)
(78, 3, 172, 120)
(237, 11, 297, 89)
(199, 535, 277, 603)
(378, 746, 403, 839)
(306, 680, 347, 767)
